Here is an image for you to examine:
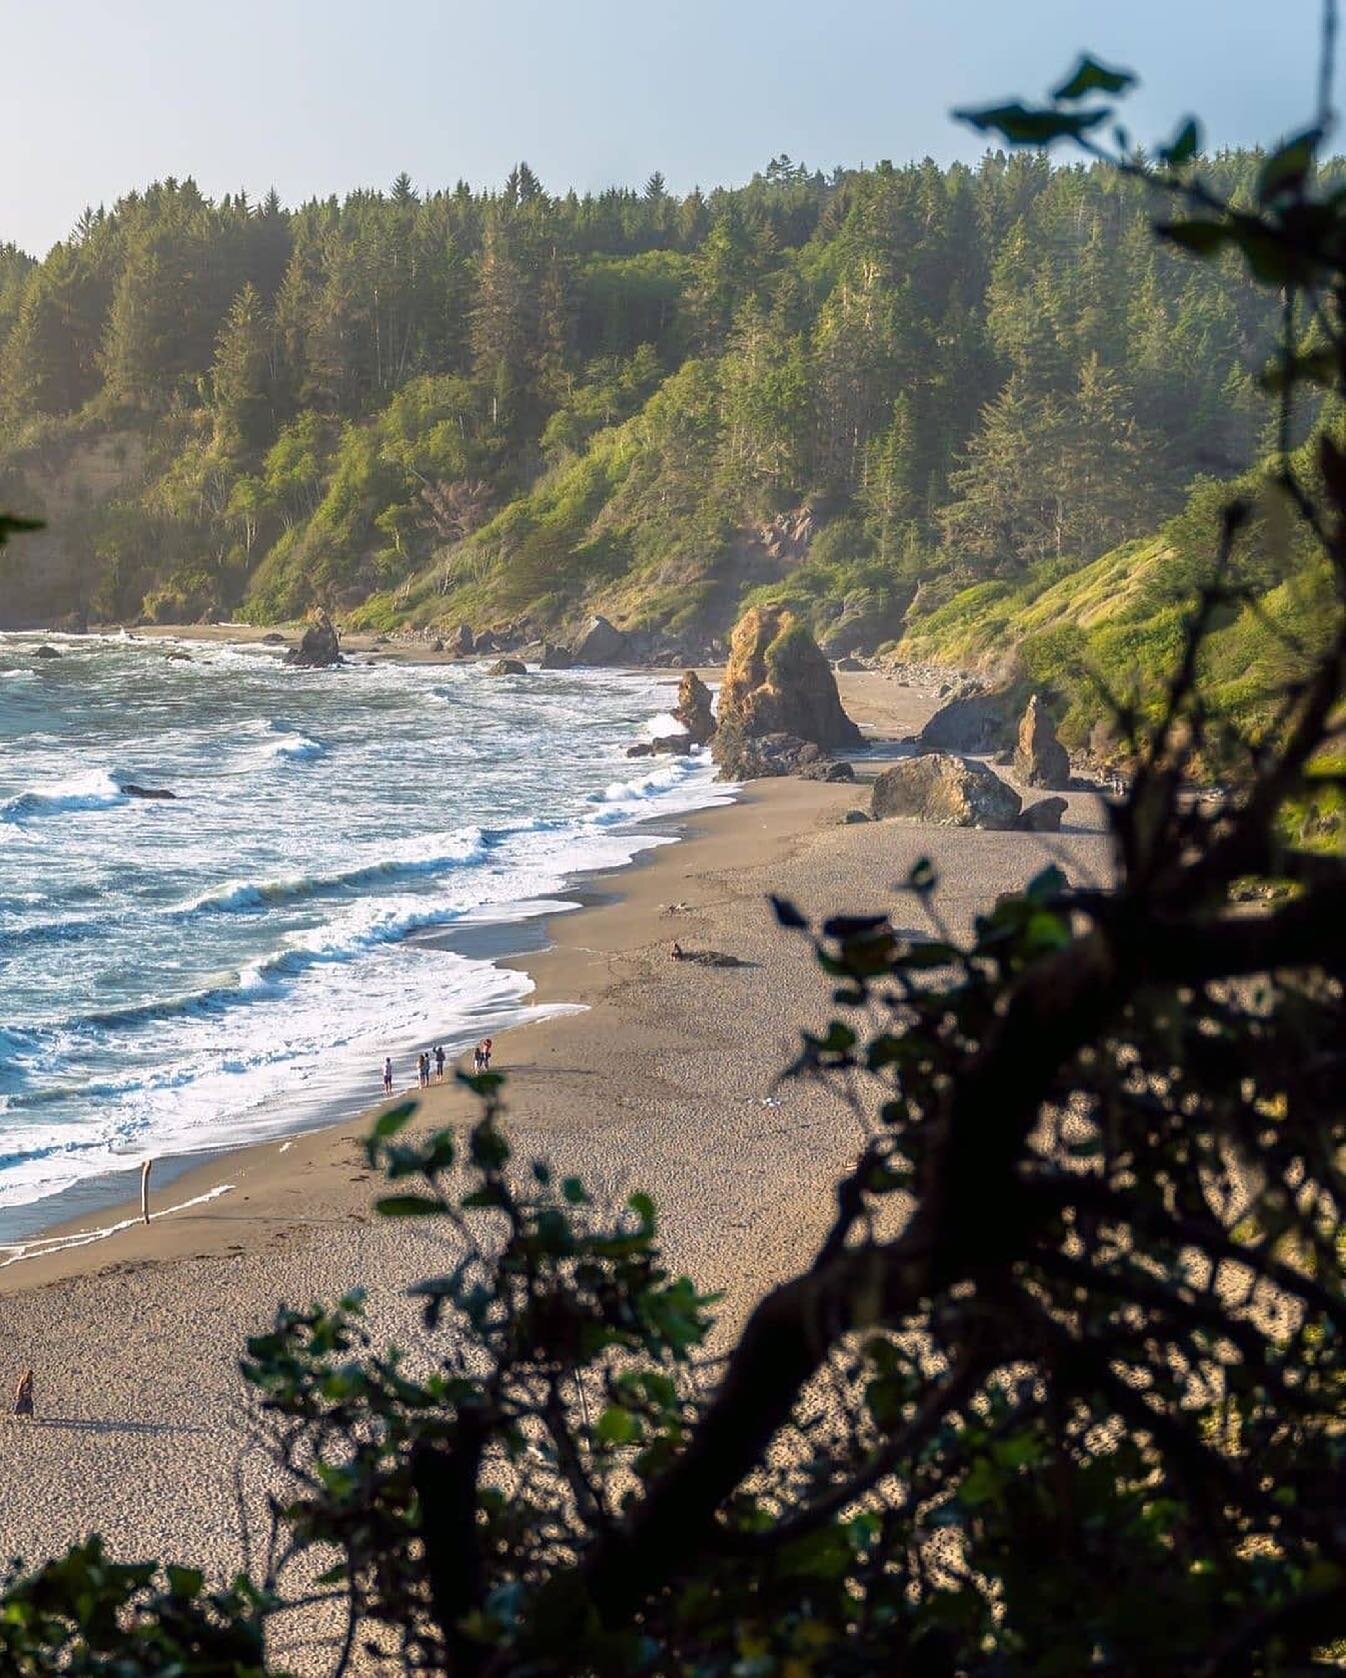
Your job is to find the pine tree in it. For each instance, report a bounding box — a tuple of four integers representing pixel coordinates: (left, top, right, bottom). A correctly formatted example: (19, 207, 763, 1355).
(211, 282, 273, 456)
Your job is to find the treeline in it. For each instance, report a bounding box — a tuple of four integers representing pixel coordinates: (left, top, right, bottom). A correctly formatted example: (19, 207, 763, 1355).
(0, 151, 1299, 629)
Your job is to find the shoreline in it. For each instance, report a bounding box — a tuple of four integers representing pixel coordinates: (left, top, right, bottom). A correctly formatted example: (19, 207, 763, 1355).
(0, 667, 930, 1289)
(0, 666, 1115, 1587)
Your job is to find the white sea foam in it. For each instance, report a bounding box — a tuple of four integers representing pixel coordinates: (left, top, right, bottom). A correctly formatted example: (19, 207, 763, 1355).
(0, 652, 734, 1221)
(1, 768, 127, 822)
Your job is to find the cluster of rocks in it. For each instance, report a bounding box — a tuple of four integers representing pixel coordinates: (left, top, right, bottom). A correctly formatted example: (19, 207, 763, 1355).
(426, 613, 727, 671)
(625, 670, 717, 759)
(284, 610, 342, 668)
(867, 691, 1075, 832)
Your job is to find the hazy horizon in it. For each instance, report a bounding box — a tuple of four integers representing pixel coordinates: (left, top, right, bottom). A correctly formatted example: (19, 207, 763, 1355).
(1, 0, 1338, 257)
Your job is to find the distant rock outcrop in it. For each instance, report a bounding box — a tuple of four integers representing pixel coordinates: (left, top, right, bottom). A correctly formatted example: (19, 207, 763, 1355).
(1013, 693, 1071, 789)
(571, 614, 632, 666)
(451, 623, 474, 656)
(284, 611, 342, 668)
(539, 641, 572, 670)
(33, 645, 61, 659)
(120, 783, 177, 800)
(871, 754, 1022, 829)
(712, 606, 862, 779)
(918, 686, 1014, 755)
(672, 670, 716, 745)
(488, 657, 527, 676)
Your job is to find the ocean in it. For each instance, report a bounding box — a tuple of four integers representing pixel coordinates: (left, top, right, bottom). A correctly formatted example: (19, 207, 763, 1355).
(0, 633, 728, 1231)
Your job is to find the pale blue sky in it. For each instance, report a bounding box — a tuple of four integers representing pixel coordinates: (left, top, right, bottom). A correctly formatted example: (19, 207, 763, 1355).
(0, 0, 1335, 255)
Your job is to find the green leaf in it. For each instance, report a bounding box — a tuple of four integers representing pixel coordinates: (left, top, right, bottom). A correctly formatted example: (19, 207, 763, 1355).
(0, 513, 42, 545)
(596, 1404, 640, 1445)
(562, 1176, 590, 1205)
(954, 101, 1111, 145)
(372, 1101, 416, 1139)
(1257, 128, 1319, 204)
(1159, 117, 1201, 166)
(1156, 219, 1231, 258)
(627, 1190, 656, 1230)
(1051, 55, 1136, 100)
(770, 894, 809, 929)
(165, 1564, 204, 1598)
(374, 1194, 444, 1217)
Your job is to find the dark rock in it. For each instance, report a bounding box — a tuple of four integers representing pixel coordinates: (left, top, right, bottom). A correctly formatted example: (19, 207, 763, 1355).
(431, 639, 445, 653)
(651, 733, 694, 755)
(451, 623, 474, 656)
(799, 758, 855, 783)
(1013, 693, 1070, 790)
(473, 630, 500, 655)
(712, 606, 862, 780)
(918, 688, 1014, 755)
(33, 645, 61, 659)
(571, 614, 633, 666)
(261, 632, 287, 646)
(539, 641, 572, 670)
(284, 610, 342, 668)
(871, 754, 1022, 829)
(834, 655, 865, 672)
(843, 808, 871, 823)
(166, 650, 192, 662)
(1016, 796, 1068, 833)
(488, 657, 527, 676)
(120, 784, 177, 800)
(672, 670, 716, 745)
(716, 731, 828, 780)
(626, 742, 655, 758)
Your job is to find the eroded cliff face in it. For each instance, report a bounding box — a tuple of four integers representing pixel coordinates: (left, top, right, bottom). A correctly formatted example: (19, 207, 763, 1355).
(0, 431, 146, 626)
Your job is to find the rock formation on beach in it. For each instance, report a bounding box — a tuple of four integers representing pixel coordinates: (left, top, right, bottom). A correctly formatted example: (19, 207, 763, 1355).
(489, 657, 527, 676)
(672, 670, 716, 745)
(1015, 795, 1067, 832)
(570, 614, 633, 666)
(1013, 693, 1071, 789)
(712, 606, 862, 779)
(870, 753, 1022, 829)
(284, 610, 341, 668)
(917, 684, 1014, 754)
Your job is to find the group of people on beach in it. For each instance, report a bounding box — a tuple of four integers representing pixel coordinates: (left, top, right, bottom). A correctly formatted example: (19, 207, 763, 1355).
(380, 1038, 492, 1096)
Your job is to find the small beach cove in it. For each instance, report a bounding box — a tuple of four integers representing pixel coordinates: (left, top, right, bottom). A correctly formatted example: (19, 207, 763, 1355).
(0, 665, 1119, 1611)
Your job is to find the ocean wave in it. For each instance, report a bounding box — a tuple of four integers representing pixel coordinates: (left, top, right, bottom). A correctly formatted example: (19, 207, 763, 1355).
(1, 768, 127, 822)
(176, 827, 490, 917)
(264, 729, 324, 762)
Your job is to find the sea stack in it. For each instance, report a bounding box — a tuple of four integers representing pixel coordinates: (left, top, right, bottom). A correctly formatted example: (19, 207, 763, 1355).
(712, 605, 862, 780)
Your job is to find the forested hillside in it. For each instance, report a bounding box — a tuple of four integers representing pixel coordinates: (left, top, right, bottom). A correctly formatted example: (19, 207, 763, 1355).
(0, 152, 1309, 645)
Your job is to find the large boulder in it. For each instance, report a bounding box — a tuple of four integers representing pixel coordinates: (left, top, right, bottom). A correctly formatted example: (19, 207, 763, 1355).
(1016, 795, 1068, 833)
(539, 641, 572, 670)
(712, 606, 862, 780)
(571, 614, 633, 666)
(285, 610, 342, 668)
(489, 657, 527, 676)
(918, 687, 1015, 755)
(672, 670, 716, 745)
(716, 732, 829, 781)
(871, 754, 1022, 829)
(1013, 694, 1070, 790)
(451, 623, 474, 656)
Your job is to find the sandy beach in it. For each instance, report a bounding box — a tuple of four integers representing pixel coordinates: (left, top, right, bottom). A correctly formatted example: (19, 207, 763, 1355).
(0, 669, 1114, 1619)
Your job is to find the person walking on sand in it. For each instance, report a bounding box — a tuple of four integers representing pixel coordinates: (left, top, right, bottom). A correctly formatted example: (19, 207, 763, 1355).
(12, 1368, 33, 1417)
(383, 1056, 393, 1096)
(482, 1037, 493, 1070)
(434, 1044, 445, 1082)
(472, 1040, 486, 1074)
